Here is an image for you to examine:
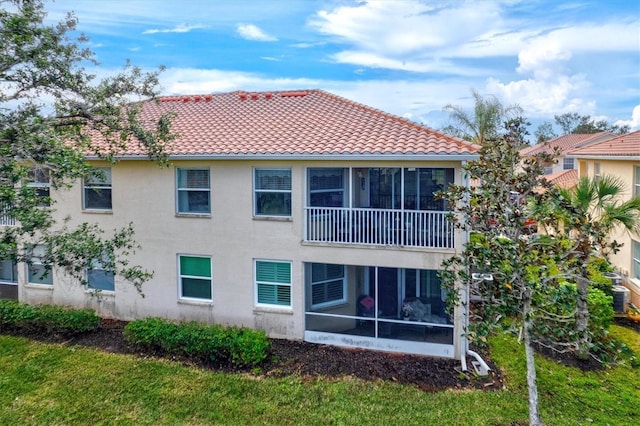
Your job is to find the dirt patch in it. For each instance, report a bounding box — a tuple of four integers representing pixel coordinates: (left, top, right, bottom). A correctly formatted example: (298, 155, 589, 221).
(3, 319, 502, 392)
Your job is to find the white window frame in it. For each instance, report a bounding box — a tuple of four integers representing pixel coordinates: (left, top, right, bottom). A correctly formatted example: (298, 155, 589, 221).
(87, 259, 115, 292)
(255, 259, 292, 308)
(27, 244, 52, 285)
(254, 168, 292, 217)
(633, 239, 640, 281)
(634, 166, 640, 198)
(178, 254, 213, 301)
(310, 263, 346, 309)
(83, 167, 112, 210)
(26, 168, 51, 207)
(0, 259, 18, 284)
(594, 162, 601, 182)
(176, 168, 211, 215)
(562, 157, 574, 170)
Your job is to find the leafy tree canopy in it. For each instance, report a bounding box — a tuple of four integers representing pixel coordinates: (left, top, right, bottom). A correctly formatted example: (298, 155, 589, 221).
(1, 0, 175, 292)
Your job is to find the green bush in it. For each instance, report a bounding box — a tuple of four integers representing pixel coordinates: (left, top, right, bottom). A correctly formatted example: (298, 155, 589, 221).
(123, 317, 271, 368)
(0, 300, 100, 334)
(530, 284, 613, 358)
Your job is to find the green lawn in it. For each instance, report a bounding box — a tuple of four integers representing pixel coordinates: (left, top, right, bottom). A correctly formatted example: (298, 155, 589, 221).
(0, 325, 637, 425)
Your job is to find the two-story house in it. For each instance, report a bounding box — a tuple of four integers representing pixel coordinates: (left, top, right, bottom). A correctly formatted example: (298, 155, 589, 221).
(3, 89, 481, 360)
(520, 132, 616, 189)
(567, 130, 640, 307)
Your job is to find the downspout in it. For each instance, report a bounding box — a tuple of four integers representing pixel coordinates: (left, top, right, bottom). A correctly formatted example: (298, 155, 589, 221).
(458, 160, 490, 376)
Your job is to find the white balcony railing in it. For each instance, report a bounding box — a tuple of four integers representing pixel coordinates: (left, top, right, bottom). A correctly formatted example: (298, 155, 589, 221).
(0, 205, 15, 227)
(304, 207, 454, 249)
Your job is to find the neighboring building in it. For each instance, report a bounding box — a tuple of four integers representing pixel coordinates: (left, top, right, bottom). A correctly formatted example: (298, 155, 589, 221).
(568, 130, 640, 307)
(1, 90, 480, 359)
(520, 132, 616, 177)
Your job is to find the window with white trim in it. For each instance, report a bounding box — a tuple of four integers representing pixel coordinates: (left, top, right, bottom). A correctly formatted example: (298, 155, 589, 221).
(311, 263, 345, 308)
(178, 255, 212, 300)
(83, 167, 112, 210)
(28, 245, 52, 285)
(254, 168, 291, 216)
(87, 259, 114, 291)
(562, 157, 574, 170)
(27, 168, 51, 207)
(255, 260, 291, 307)
(177, 168, 210, 214)
(594, 162, 601, 182)
(634, 166, 640, 198)
(633, 239, 640, 281)
(0, 259, 18, 284)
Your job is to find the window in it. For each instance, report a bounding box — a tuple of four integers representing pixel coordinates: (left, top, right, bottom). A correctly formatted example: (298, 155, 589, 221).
(543, 166, 553, 175)
(594, 162, 601, 182)
(311, 263, 345, 308)
(87, 259, 114, 291)
(633, 240, 640, 281)
(0, 259, 18, 284)
(179, 255, 212, 300)
(563, 157, 574, 170)
(254, 168, 292, 216)
(177, 168, 210, 214)
(634, 166, 640, 198)
(308, 168, 345, 207)
(28, 245, 52, 285)
(255, 260, 291, 307)
(83, 167, 112, 210)
(27, 168, 50, 207)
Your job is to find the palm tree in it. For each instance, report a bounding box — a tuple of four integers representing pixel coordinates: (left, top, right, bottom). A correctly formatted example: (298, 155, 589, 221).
(443, 89, 523, 145)
(556, 174, 640, 357)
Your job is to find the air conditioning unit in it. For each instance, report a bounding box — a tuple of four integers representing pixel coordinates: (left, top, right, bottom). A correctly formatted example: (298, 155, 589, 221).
(612, 285, 630, 314)
(605, 272, 622, 286)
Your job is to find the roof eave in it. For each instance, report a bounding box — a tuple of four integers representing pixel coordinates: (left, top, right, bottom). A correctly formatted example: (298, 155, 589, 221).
(567, 154, 640, 160)
(85, 153, 480, 162)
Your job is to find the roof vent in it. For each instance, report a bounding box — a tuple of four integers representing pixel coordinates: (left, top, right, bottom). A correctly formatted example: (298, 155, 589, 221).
(251, 93, 259, 100)
(204, 94, 213, 101)
(264, 92, 273, 99)
(193, 95, 201, 102)
(182, 96, 191, 102)
(239, 91, 247, 100)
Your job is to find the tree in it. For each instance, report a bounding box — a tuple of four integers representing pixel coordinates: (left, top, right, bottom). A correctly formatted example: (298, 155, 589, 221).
(553, 112, 630, 135)
(439, 118, 620, 425)
(1, 0, 174, 292)
(440, 118, 564, 425)
(443, 88, 523, 146)
(547, 175, 640, 357)
(533, 121, 556, 144)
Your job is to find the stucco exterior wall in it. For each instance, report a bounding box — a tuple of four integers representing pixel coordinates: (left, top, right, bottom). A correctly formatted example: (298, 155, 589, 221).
(17, 158, 465, 355)
(577, 158, 640, 306)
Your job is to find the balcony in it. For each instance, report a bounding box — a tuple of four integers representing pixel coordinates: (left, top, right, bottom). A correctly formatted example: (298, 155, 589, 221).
(304, 207, 454, 249)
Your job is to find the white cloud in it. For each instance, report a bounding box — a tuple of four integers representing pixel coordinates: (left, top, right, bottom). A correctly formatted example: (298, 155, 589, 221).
(614, 105, 640, 131)
(142, 24, 206, 35)
(236, 24, 278, 41)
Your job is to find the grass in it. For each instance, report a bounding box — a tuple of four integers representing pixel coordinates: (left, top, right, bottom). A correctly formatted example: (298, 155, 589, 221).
(0, 325, 638, 425)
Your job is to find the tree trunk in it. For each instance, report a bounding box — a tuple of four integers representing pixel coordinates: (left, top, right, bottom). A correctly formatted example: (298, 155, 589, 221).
(523, 296, 542, 426)
(576, 275, 590, 359)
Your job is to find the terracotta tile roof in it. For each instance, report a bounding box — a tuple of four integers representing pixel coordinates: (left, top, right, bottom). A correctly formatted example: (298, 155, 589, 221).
(542, 169, 578, 189)
(568, 130, 640, 158)
(110, 90, 479, 158)
(519, 132, 616, 156)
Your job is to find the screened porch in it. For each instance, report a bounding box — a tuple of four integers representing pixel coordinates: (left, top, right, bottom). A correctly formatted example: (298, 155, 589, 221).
(304, 167, 455, 249)
(304, 263, 455, 357)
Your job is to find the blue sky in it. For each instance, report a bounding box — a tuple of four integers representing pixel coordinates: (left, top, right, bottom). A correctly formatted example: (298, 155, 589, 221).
(44, 0, 640, 134)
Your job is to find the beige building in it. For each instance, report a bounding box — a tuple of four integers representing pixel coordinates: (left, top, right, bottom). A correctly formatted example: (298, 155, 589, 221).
(1, 90, 481, 360)
(568, 130, 640, 307)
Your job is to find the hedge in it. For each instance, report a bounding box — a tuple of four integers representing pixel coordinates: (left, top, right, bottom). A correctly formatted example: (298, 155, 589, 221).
(123, 317, 271, 368)
(0, 300, 100, 334)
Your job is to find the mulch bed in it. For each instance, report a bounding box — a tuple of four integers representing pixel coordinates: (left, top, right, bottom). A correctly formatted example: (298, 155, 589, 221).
(2, 318, 502, 392)
(4, 316, 637, 392)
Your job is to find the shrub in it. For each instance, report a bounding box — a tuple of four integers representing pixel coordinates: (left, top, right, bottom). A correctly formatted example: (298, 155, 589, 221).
(0, 300, 100, 334)
(124, 317, 271, 367)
